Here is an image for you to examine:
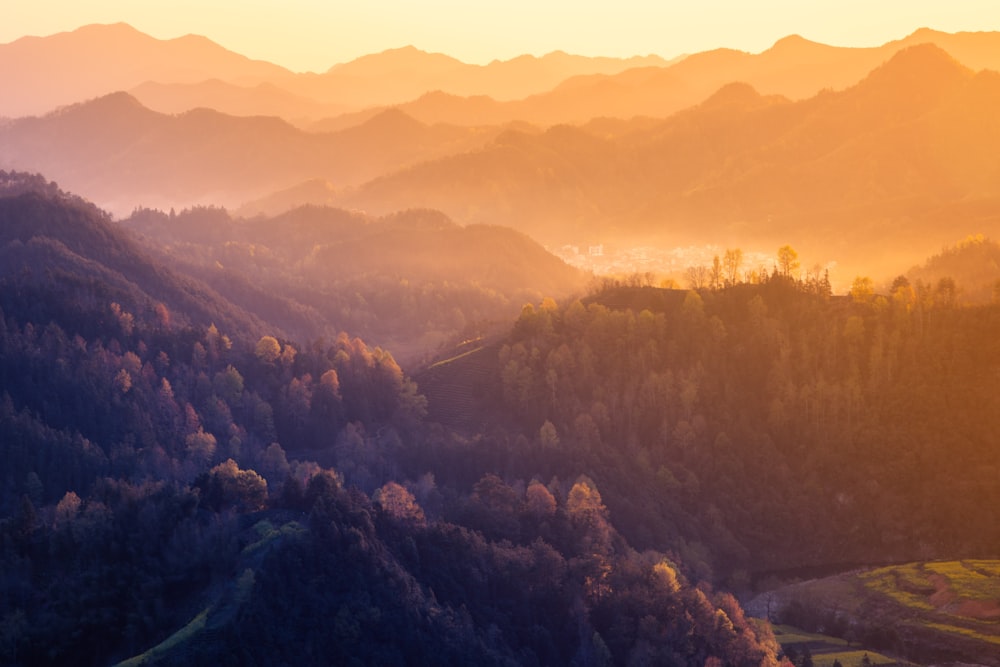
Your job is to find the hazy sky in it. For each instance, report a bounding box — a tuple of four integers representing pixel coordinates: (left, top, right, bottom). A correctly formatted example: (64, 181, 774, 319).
(3, 0, 1000, 72)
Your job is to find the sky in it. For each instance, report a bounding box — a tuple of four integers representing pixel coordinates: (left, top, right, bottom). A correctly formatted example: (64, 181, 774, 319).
(3, 0, 1000, 72)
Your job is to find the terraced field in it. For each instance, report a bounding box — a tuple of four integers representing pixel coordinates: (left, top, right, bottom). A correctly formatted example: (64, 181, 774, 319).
(771, 625, 897, 667)
(750, 561, 1000, 666)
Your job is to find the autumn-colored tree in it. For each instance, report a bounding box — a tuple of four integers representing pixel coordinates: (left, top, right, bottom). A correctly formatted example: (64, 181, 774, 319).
(374, 481, 426, 525)
(255, 335, 281, 364)
(850, 276, 875, 302)
(197, 459, 268, 512)
(651, 559, 681, 594)
(777, 245, 799, 278)
(186, 428, 218, 465)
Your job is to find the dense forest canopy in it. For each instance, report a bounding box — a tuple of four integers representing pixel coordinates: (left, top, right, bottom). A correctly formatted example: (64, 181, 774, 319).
(123, 202, 587, 364)
(0, 176, 792, 666)
(460, 276, 1000, 576)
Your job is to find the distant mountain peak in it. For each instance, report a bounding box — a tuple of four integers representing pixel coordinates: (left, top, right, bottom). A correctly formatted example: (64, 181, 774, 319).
(906, 26, 946, 41)
(770, 34, 812, 48)
(67, 22, 143, 37)
(698, 81, 772, 112)
(361, 107, 426, 133)
(52, 90, 150, 116)
(867, 42, 970, 84)
(763, 33, 838, 59)
(328, 45, 463, 74)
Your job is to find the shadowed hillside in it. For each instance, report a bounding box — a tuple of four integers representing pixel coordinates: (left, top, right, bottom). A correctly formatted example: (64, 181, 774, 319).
(0, 173, 275, 341)
(124, 203, 587, 362)
(0, 177, 784, 667)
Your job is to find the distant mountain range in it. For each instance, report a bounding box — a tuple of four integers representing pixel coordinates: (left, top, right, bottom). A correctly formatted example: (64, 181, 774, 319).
(4, 42, 1000, 279)
(4, 23, 1000, 125)
(0, 23, 671, 119)
(3, 24, 1000, 279)
(0, 23, 290, 118)
(0, 95, 500, 210)
(337, 44, 1000, 274)
(308, 28, 1000, 129)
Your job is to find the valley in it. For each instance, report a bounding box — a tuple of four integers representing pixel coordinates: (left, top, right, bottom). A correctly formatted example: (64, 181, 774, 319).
(2, 14, 1000, 666)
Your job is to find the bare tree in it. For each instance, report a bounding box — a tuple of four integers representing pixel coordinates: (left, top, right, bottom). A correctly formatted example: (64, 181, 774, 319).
(723, 248, 743, 286)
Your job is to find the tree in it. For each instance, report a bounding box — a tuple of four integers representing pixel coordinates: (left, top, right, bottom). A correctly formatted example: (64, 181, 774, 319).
(54, 490, 82, 528)
(651, 560, 681, 594)
(186, 428, 218, 465)
(374, 481, 425, 525)
(539, 419, 560, 447)
(777, 245, 799, 278)
(255, 336, 281, 364)
(850, 276, 875, 303)
(525, 480, 557, 519)
(686, 265, 709, 290)
(711, 255, 723, 290)
(567, 476, 608, 524)
(723, 248, 743, 286)
(213, 365, 245, 404)
(935, 276, 957, 307)
(197, 459, 268, 512)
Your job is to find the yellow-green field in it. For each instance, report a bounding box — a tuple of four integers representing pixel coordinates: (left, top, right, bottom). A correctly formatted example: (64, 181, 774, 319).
(772, 625, 895, 667)
(860, 560, 1000, 621)
(763, 560, 1000, 666)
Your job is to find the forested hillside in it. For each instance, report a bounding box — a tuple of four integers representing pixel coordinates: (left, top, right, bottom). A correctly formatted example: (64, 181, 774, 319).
(124, 202, 587, 362)
(0, 177, 784, 666)
(906, 234, 1000, 304)
(419, 272, 1000, 581)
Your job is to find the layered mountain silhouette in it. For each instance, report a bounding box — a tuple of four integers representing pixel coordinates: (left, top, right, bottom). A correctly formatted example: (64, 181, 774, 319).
(0, 23, 292, 118)
(3, 25, 1000, 279)
(0, 96, 498, 211)
(5, 23, 1000, 126)
(128, 79, 351, 126)
(302, 28, 1000, 128)
(337, 44, 1000, 274)
(0, 23, 670, 119)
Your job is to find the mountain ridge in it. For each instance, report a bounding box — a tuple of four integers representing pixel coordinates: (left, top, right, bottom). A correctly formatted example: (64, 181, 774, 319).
(334, 41, 1000, 277)
(6, 23, 1000, 125)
